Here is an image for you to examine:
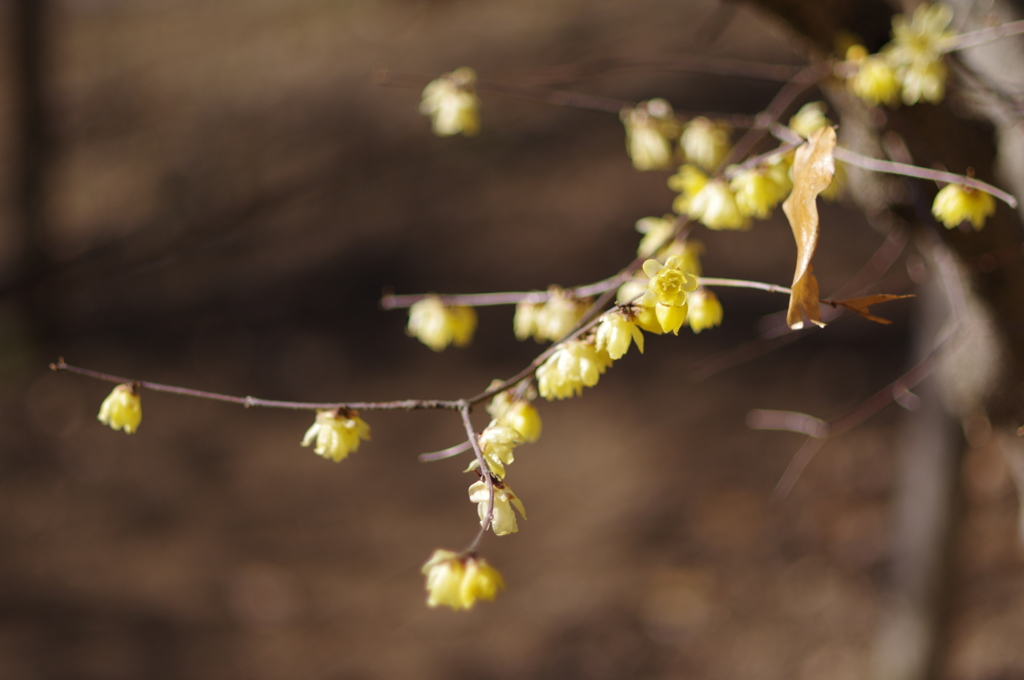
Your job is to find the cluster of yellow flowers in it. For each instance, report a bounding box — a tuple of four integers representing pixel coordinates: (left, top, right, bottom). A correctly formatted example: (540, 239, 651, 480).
(422, 550, 505, 610)
(407, 295, 478, 351)
(620, 99, 732, 173)
(420, 67, 481, 137)
(842, 3, 957, 107)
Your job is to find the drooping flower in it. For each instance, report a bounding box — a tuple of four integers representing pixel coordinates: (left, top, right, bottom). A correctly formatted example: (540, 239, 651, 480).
(518, 288, 589, 342)
(635, 215, 677, 258)
(789, 102, 832, 138)
(884, 3, 956, 105)
(301, 409, 371, 462)
(668, 164, 709, 215)
(686, 289, 724, 333)
(468, 479, 527, 535)
(595, 309, 645, 360)
(621, 98, 680, 171)
(420, 67, 481, 136)
(473, 423, 523, 478)
(537, 339, 613, 400)
(845, 45, 901, 107)
(485, 386, 543, 445)
(730, 167, 787, 219)
(422, 550, 506, 610)
(932, 183, 995, 230)
(97, 384, 142, 434)
(407, 296, 477, 351)
(680, 117, 731, 171)
(688, 179, 750, 230)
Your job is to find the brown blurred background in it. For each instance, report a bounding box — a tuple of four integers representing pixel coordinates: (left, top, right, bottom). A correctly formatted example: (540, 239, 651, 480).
(1, 0, 1023, 678)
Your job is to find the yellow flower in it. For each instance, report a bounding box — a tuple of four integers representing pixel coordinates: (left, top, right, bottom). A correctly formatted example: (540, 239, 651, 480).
(642, 255, 698, 308)
(617, 278, 649, 306)
(420, 67, 481, 136)
(422, 550, 505, 610)
(474, 423, 523, 478)
(680, 117, 731, 171)
(885, 3, 956, 105)
(468, 480, 526, 535)
(688, 180, 749, 230)
(846, 45, 900, 106)
(497, 401, 542, 444)
(789, 102, 831, 138)
(520, 288, 589, 342)
(668, 164, 709, 215)
(595, 309, 645, 360)
(687, 289, 724, 333)
(301, 409, 371, 462)
(932, 183, 995, 230)
(635, 216, 677, 258)
(631, 303, 666, 335)
(621, 98, 679, 171)
(730, 167, 785, 219)
(655, 302, 689, 335)
(537, 340, 613, 400)
(97, 384, 142, 434)
(407, 296, 477, 351)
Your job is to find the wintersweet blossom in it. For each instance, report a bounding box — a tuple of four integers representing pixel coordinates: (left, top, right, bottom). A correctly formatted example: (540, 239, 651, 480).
(642, 255, 698, 334)
(621, 98, 680, 171)
(422, 549, 505, 610)
(688, 179, 749, 230)
(885, 3, 956, 105)
(635, 215, 677, 258)
(680, 117, 731, 171)
(789, 102, 831, 138)
(419, 67, 481, 136)
(407, 296, 477, 351)
(730, 167, 788, 219)
(537, 340, 613, 400)
(518, 288, 589, 342)
(845, 45, 900, 106)
(474, 423, 523, 478)
(497, 401, 542, 443)
(469, 480, 526, 535)
(97, 384, 142, 434)
(301, 409, 371, 462)
(668, 164, 708, 215)
(595, 309, 645, 360)
(686, 289, 724, 333)
(932, 183, 995, 230)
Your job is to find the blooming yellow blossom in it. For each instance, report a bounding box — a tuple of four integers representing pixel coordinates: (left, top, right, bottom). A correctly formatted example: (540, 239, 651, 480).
(789, 102, 831, 138)
(537, 340, 613, 400)
(518, 288, 588, 342)
(635, 215, 677, 258)
(687, 289, 724, 333)
(681, 117, 731, 171)
(422, 549, 505, 610)
(468, 479, 526, 535)
(656, 302, 689, 335)
(407, 296, 477, 351)
(301, 409, 371, 462)
(472, 423, 523, 478)
(885, 3, 956, 105)
(97, 384, 142, 434)
(668, 164, 709, 215)
(498, 401, 542, 443)
(730, 167, 787, 219)
(932, 183, 995, 230)
(621, 98, 680, 171)
(642, 255, 698, 334)
(595, 309, 645, 360)
(846, 45, 901, 106)
(419, 67, 481, 136)
(688, 179, 750, 230)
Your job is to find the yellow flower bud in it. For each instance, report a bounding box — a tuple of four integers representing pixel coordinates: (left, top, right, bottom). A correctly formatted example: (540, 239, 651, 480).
(419, 67, 481, 137)
(668, 164, 709, 215)
(422, 550, 505, 610)
(688, 180, 750, 230)
(529, 288, 589, 342)
(635, 216, 677, 258)
(537, 340, 613, 400)
(497, 401, 542, 444)
(932, 183, 996, 230)
(407, 296, 477, 351)
(97, 384, 142, 434)
(595, 309, 644, 360)
(687, 289, 724, 333)
(621, 98, 679, 171)
(468, 480, 526, 535)
(789, 102, 831, 139)
(846, 47, 900, 107)
(513, 301, 540, 341)
(301, 409, 371, 462)
(680, 117, 731, 171)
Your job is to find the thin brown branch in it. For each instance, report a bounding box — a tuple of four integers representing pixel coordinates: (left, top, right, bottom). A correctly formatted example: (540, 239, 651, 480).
(944, 19, 1024, 52)
(419, 441, 473, 462)
(460, 406, 494, 553)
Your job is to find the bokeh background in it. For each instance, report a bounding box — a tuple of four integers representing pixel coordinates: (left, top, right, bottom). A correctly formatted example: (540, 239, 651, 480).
(2, 0, 1023, 678)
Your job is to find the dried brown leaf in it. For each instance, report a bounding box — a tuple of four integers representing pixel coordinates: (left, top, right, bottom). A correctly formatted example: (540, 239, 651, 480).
(782, 126, 836, 329)
(827, 293, 915, 325)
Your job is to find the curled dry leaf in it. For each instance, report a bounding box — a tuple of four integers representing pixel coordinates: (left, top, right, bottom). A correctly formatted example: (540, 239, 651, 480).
(826, 294, 915, 325)
(782, 126, 836, 329)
